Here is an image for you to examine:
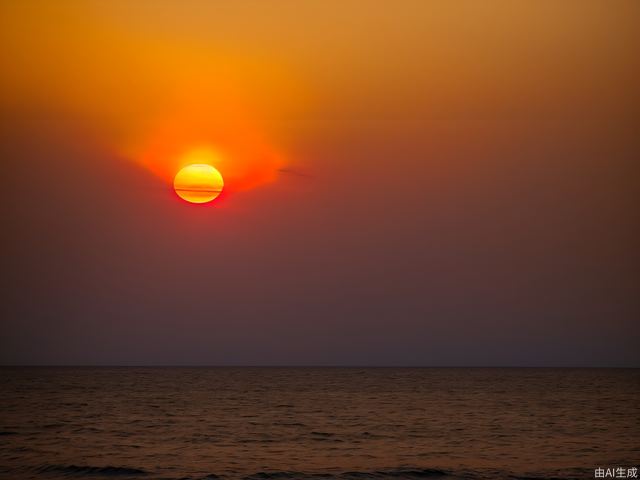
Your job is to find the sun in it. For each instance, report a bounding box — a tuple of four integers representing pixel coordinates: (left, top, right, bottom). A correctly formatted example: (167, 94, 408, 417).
(173, 164, 224, 204)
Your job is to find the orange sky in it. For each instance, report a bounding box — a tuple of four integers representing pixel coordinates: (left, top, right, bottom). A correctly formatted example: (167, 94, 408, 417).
(2, 0, 638, 193)
(1, 0, 638, 365)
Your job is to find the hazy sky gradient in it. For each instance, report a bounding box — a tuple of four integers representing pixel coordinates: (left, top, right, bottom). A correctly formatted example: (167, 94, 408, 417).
(1, 0, 638, 365)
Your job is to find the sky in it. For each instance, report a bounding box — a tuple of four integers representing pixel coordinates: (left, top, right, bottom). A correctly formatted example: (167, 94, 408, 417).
(1, 0, 638, 366)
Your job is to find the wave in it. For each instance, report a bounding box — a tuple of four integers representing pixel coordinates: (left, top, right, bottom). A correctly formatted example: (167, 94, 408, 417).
(239, 469, 587, 480)
(243, 469, 452, 480)
(28, 466, 584, 480)
(36, 464, 149, 476)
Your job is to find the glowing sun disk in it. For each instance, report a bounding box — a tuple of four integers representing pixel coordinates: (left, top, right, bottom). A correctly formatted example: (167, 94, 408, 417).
(173, 164, 224, 204)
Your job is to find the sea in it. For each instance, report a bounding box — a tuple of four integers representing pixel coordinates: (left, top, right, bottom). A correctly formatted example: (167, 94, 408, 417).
(0, 368, 638, 480)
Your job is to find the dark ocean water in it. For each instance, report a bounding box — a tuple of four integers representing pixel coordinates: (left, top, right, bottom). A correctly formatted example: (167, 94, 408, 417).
(0, 368, 638, 480)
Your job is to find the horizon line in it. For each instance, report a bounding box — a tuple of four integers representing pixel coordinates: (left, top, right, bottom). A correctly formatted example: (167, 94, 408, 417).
(0, 364, 637, 369)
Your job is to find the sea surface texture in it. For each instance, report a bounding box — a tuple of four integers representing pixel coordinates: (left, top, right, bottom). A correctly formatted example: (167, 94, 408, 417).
(0, 368, 638, 480)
